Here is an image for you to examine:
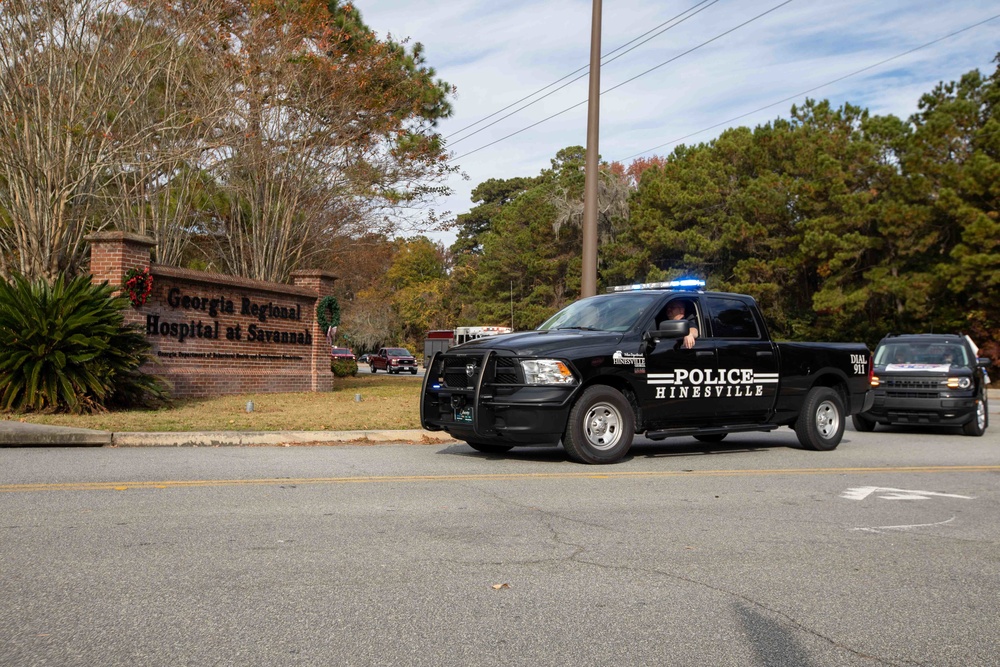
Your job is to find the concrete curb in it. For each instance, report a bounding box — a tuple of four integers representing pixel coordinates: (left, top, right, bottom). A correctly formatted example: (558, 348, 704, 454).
(110, 429, 458, 447)
(0, 421, 457, 447)
(0, 421, 112, 446)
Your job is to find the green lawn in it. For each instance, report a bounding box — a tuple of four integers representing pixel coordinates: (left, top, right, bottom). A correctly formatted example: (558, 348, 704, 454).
(5, 375, 423, 432)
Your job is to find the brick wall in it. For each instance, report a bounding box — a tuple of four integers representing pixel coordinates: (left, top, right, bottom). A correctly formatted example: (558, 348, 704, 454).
(85, 233, 338, 398)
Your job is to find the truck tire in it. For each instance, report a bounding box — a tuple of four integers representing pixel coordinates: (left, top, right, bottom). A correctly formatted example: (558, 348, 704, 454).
(370, 365, 377, 373)
(795, 387, 845, 451)
(465, 441, 514, 454)
(962, 393, 988, 436)
(852, 413, 877, 432)
(563, 385, 635, 464)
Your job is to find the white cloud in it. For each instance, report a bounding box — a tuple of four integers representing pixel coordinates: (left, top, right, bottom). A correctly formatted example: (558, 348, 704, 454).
(355, 0, 1000, 245)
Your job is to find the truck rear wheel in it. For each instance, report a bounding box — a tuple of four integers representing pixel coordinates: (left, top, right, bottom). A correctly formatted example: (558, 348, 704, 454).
(795, 387, 845, 451)
(563, 385, 634, 464)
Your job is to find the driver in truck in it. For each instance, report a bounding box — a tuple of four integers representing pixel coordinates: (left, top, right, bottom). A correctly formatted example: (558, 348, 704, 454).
(665, 300, 698, 349)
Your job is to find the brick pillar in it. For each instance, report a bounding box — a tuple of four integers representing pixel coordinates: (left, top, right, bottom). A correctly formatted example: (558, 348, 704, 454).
(86, 232, 156, 287)
(85, 232, 156, 328)
(291, 270, 338, 391)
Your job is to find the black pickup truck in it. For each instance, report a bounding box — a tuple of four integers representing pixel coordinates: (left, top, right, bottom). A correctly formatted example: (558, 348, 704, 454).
(420, 281, 874, 463)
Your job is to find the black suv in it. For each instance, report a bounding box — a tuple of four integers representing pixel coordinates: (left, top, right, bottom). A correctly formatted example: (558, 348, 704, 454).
(854, 334, 990, 436)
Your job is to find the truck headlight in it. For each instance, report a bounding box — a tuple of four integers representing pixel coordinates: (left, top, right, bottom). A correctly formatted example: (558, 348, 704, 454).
(520, 359, 576, 385)
(946, 377, 972, 389)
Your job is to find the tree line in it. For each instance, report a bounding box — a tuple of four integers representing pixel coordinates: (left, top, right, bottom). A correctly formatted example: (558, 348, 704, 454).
(342, 56, 998, 371)
(1, 3, 995, 371)
(0, 0, 455, 283)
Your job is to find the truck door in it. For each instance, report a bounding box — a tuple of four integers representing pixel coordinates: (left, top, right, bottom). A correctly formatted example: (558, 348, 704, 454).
(641, 297, 717, 428)
(704, 296, 779, 423)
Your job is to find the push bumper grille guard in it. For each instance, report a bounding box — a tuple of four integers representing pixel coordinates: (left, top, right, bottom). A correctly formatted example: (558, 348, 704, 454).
(421, 351, 560, 438)
(420, 350, 498, 437)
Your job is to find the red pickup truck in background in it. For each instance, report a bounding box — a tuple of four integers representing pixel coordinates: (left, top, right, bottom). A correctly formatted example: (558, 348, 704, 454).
(370, 347, 418, 374)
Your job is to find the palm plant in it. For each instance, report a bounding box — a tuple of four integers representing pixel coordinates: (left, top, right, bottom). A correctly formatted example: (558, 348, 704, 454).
(0, 274, 169, 413)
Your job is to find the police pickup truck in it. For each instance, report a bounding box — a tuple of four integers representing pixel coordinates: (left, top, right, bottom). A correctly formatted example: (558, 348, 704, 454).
(420, 280, 874, 464)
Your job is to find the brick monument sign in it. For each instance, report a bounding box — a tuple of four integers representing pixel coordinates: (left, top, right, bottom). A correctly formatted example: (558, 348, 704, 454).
(87, 231, 337, 397)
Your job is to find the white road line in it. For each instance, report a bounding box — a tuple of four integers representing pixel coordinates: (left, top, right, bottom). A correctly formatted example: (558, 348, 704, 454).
(841, 486, 974, 501)
(852, 517, 957, 533)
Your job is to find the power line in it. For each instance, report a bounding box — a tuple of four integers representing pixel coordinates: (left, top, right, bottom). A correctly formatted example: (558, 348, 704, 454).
(448, 0, 796, 163)
(617, 12, 1000, 162)
(446, 0, 719, 145)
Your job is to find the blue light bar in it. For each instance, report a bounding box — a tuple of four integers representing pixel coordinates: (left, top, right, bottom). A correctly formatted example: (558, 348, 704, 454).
(607, 278, 706, 292)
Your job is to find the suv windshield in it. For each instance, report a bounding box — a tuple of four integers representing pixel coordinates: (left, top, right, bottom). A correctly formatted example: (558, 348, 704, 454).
(331, 348, 352, 355)
(538, 293, 660, 333)
(874, 341, 969, 366)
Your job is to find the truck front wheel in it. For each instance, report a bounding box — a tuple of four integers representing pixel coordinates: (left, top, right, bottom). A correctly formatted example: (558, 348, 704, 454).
(563, 386, 635, 464)
(795, 387, 845, 451)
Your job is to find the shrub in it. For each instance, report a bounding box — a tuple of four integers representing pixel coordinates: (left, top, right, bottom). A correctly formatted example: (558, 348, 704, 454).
(0, 274, 170, 413)
(331, 358, 358, 377)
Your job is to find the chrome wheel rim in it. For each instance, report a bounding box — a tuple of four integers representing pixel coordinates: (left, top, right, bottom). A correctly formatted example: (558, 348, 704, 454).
(584, 402, 623, 451)
(976, 399, 986, 430)
(815, 400, 840, 439)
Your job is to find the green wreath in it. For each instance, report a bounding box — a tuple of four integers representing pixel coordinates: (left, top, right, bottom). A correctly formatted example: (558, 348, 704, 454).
(122, 267, 153, 307)
(316, 295, 341, 332)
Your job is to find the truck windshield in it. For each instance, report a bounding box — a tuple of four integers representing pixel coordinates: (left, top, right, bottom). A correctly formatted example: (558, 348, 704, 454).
(537, 293, 660, 333)
(386, 348, 412, 356)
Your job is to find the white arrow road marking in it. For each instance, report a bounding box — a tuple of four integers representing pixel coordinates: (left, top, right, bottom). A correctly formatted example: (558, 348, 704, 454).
(841, 486, 974, 501)
(852, 517, 957, 534)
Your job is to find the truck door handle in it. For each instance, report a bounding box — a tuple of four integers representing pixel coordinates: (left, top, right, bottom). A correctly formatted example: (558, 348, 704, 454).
(756, 351, 774, 358)
(696, 351, 714, 358)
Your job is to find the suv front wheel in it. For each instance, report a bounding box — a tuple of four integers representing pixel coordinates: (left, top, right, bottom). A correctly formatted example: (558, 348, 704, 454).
(852, 413, 877, 432)
(962, 393, 988, 437)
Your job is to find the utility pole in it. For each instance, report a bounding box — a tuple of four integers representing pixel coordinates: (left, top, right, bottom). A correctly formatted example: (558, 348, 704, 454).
(581, 0, 602, 297)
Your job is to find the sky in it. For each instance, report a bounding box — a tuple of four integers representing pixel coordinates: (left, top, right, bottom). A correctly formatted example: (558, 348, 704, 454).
(355, 0, 1000, 246)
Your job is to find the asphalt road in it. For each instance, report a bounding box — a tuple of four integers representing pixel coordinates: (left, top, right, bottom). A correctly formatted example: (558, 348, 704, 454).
(2, 424, 999, 666)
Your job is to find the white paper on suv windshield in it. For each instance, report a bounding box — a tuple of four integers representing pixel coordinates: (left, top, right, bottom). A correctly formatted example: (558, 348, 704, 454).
(885, 363, 951, 372)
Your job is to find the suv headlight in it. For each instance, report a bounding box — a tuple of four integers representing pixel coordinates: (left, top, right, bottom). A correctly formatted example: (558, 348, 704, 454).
(520, 359, 576, 385)
(946, 377, 972, 389)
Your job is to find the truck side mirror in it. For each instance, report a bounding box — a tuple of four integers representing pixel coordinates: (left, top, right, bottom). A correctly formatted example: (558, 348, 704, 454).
(978, 357, 992, 368)
(643, 320, 689, 352)
(656, 320, 690, 338)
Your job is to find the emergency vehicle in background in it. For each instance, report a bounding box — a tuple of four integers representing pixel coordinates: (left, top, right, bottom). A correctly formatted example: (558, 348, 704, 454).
(423, 326, 513, 367)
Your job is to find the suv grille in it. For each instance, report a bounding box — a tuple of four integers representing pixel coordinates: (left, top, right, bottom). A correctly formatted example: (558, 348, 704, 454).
(884, 377, 941, 398)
